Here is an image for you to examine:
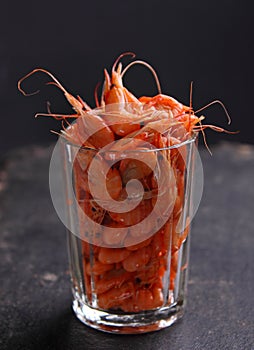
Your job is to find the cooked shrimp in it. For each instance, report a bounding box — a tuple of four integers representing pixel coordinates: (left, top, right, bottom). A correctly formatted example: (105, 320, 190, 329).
(109, 198, 153, 226)
(75, 141, 96, 171)
(134, 260, 162, 286)
(83, 196, 105, 223)
(95, 269, 132, 294)
(18, 53, 236, 316)
(125, 119, 180, 150)
(150, 228, 167, 259)
(139, 94, 191, 117)
(125, 236, 152, 251)
(102, 221, 128, 246)
(18, 68, 89, 116)
(73, 160, 90, 193)
(119, 149, 157, 185)
(135, 289, 154, 310)
(172, 222, 190, 253)
(74, 111, 115, 148)
(122, 245, 152, 272)
(86, 260, 114, 276)
(87, 154, 122, 200)
(18, 68, 116, 148)
(123, 284, 164, 312)
(151, 286, 164, 308)
(98, 247, 131, 264)
(100, 53, 142, 137)
(169, 137, 187, 173)
(97, 282, 134, 309)
(102, 53, 140, 106)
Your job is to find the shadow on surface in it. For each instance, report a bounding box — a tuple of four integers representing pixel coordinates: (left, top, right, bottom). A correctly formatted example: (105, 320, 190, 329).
(5, 306, 183, 350)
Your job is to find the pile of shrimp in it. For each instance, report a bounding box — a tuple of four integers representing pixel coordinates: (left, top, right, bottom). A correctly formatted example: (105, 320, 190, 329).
(18, 52, 235, 313)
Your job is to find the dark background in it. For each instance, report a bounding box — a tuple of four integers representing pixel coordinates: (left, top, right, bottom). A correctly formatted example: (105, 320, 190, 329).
(1, 0, 253, 156)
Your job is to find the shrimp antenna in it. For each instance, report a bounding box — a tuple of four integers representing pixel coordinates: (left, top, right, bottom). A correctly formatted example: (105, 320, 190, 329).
(189, 81, 193, 110)
(188, 81, 194, 131)
(77, 95, 91, 110)
(94, 82, 101, 107)
(45, 82, 90, 112)
(195, 100, 231, 125)
(18, 68, 69, 97)
(34, 112, 79, 120)
(194, 124, 239, 134)
(121, 60, 162, 94)
(46, 101, 52, 114)
(50, 129, 62, 137)
(198, 118, 212, 156)
(112, 52, 136, 72)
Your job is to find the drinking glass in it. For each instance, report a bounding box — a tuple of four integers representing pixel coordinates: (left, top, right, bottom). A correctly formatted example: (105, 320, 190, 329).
(50, 105, 201, 334)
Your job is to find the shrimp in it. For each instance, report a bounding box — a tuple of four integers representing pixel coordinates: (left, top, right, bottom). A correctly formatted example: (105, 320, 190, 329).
(18, 68, 89, 115)
(169, 136, 187, 173)
(82, 193, 106, 224)
(135, 285, 164, 310)
(101, 53, 174, 137)
(150, 227, 167, 259)
(18, 53, 237, 317)
(124, 119, 181, 149)
(139, 94, 191, 117)
(51, 111, 115, 148)
(74, 111, 115, 148)
(102, 221, 128, 246)
(109, 198, 153, 226)
(101, 52, 140, 106)
(125, 236, 152, 251)
(99, 53, 141, 137)
(119, 149, 157, 185)
(95, 269, 132, 294)
(85, 154, 122, 200)
(75, 141, 96, 171)
(86, 260, 114, 276)
(98, 247, 131, 264)
(97, 282, 134, 309)
(151, 286, 164, 308)
(172, 221, 190, 254)
(134, 260, 160, 286)
(139, 82, 235, 145)
(18, 68, 115, 148)
(121, 285, 164, 312)
(122, 63, 188, 125)
(122, 245, 152, 272)
(135, 289, 154, 310)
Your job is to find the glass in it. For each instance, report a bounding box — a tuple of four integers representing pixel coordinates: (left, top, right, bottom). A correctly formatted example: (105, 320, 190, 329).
(57, 120, 198, 334)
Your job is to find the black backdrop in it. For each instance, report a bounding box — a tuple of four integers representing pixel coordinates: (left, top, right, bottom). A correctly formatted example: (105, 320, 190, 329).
(1, 0, 253, 156)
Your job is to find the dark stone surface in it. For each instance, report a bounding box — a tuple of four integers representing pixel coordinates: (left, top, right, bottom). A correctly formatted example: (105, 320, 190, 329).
(0, 142, 253, 350)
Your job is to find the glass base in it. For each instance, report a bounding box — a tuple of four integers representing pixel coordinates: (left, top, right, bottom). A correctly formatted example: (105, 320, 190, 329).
(72, 298, 185, 334)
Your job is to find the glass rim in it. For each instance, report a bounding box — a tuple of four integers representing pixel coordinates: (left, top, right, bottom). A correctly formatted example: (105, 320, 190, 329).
(61, 131, 198, 153)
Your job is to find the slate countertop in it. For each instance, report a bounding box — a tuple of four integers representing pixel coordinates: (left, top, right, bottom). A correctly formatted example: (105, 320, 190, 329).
(0, 142, 253, 350)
